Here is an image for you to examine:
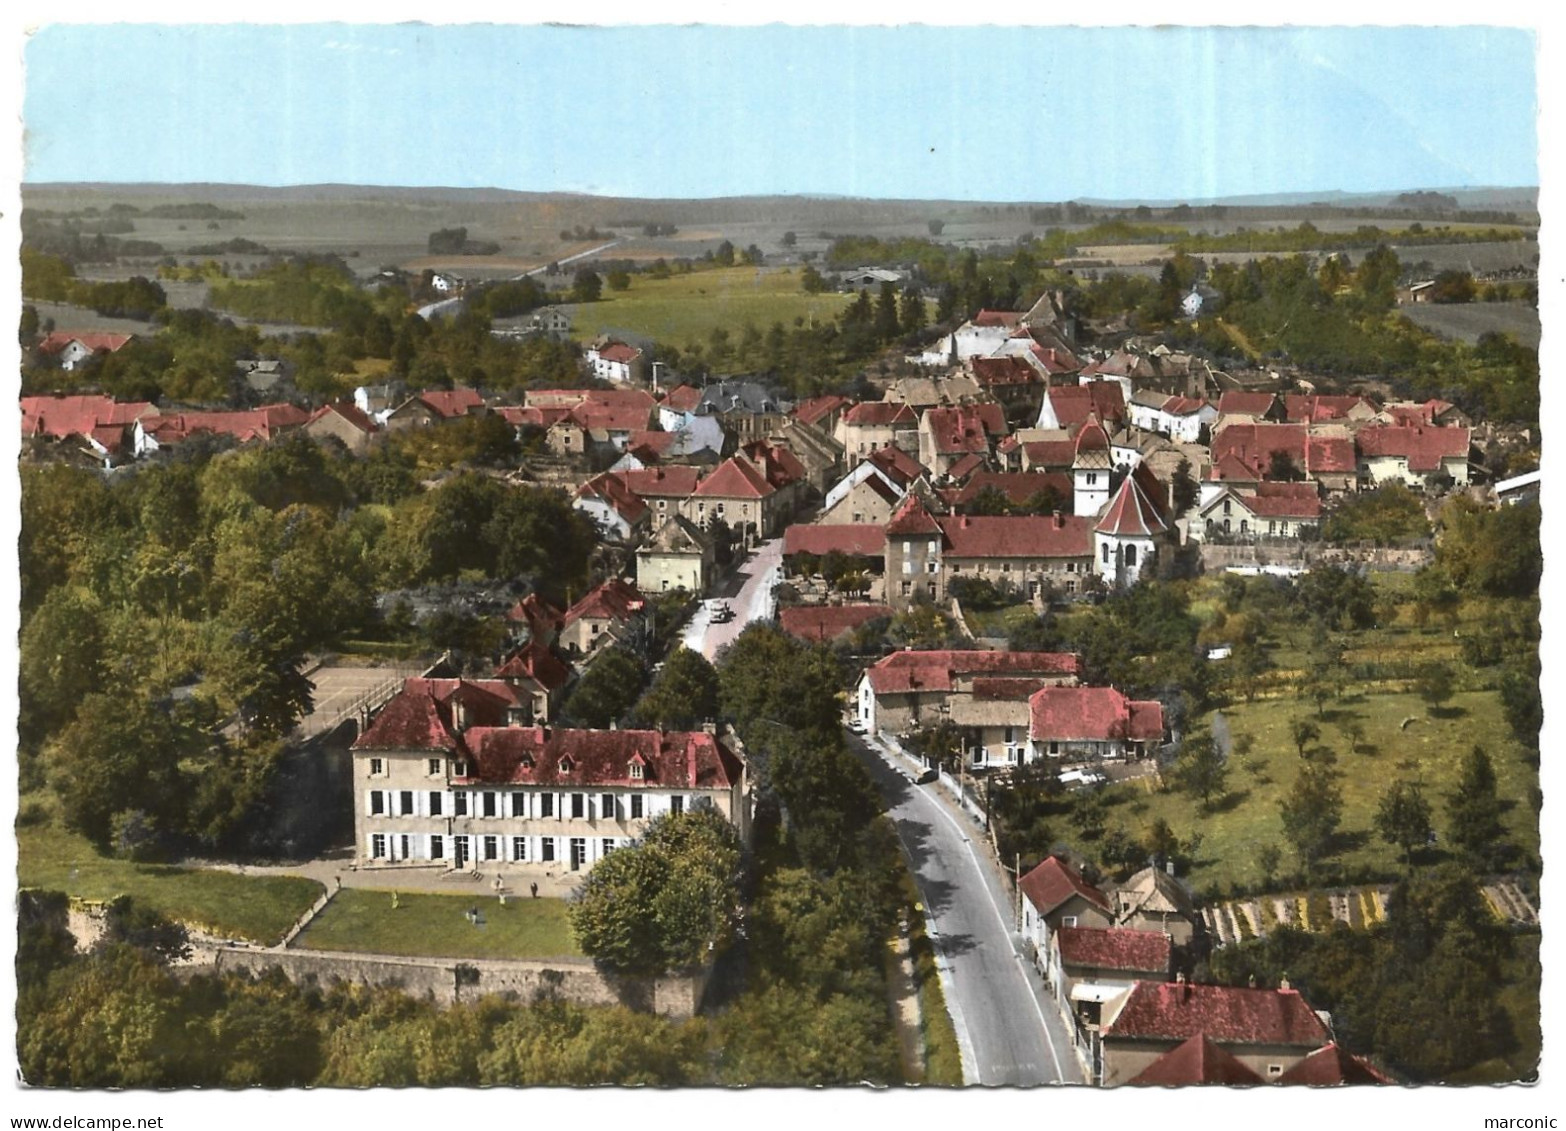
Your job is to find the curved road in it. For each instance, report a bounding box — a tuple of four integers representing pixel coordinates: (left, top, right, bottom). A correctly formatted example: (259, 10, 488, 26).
(854, 734, 1085, 1086)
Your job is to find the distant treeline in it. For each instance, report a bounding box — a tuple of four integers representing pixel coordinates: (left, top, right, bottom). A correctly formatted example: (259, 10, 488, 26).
(1173, 222, 1533, 255)
(427, 227, 501, 256)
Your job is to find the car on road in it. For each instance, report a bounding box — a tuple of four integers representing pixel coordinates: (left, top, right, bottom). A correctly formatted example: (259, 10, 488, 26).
(914, 767, 939, 784)
(846, 718, 867, 735)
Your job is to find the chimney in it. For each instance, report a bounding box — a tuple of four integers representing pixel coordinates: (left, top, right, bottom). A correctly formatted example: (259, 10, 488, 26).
(609, 719, 617, 731)
(1280, 975, 1292, 992)
(1248, 974, 1257, 988)
(1052, 512, 1064, 529)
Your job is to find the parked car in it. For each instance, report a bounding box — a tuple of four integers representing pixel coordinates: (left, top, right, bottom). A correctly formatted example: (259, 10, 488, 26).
(1058, 767, 1107, 789)
(847, 719, 867, 735)
(914, 768, 939, 785)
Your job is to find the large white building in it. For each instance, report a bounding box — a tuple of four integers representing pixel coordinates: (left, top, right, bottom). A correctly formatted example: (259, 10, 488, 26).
(352, 679, 750, 875)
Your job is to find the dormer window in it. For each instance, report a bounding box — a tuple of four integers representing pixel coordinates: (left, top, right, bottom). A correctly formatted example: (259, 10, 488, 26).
(520, 754, 535, 771)
(559, 756, 576, 775)
(454, 760, 469, 778)
(629, 762, 644, 780)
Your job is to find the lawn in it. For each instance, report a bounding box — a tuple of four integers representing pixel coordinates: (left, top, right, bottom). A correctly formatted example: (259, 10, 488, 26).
(563, 266, 853, 352)
(1121, 684, 1538, 896)
(294, 888, 583, 960)
(963, 602, 1040, 639)
(17, 821, 324, 945)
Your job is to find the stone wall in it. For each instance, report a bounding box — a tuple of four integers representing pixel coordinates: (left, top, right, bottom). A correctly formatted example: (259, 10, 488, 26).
(183, 942, 710, 1020)
(1199, 542, 1431, 573)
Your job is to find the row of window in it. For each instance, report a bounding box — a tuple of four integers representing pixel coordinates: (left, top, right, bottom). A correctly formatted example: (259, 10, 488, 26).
(367, 756, 647, 782)
(948, 559, 1085, 574)
(367, 789, 684, 822)
(368, 832, 618, 868)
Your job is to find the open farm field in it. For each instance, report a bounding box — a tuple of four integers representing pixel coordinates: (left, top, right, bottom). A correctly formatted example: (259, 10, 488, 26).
(564, 265, 854, 350)
(1400, 300, 1540, 349)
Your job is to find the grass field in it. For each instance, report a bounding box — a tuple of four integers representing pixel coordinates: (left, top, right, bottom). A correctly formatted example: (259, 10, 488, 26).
(17, 820, 324, 945)
(563, 266, 854, 351)
(1124, 686, 1539, 896)
(294, 888, 583, 960)
(1049, 573, 1540, 895)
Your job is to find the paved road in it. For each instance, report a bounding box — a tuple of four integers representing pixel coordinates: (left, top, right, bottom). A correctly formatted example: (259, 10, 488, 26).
(511, 239, 622, 280)
(853, 733, 1085, 1086)
(681, 538, 783, 659)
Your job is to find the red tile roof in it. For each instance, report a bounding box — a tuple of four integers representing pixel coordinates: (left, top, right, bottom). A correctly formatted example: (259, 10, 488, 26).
(1355, 424, 1470, 472)
(354, 687, 462, 751)
(939, 513, 1094, 560)
(624, 429, 679, 456)
(778, 604, 892, 643)
(494, 640, 574, 693)
(1055, 926, 1172, 974)
(1239, 482, 1323, 520)
(1210, 423, 1307, 478)
(885, 493, 943, 537)
(1018, 855, 1112, 917)
(21, 394, 154, 440)
(137, 405, 307, 447)
(843, 401, 918, 427)
(417, 387, 486, 418)
(576, 473, 649, 526)
(1306, 434, 1357, 474)
(1282, 393, 1377, 423)
(692, 455, 776, 500)
(783, 523, 886, 558)
(1045, 384, 1127, 429)
(1277, 1042, 1392, 1086)
(1217, 391, 1279, 418)
(1103, 982, 1330, 1048)
(742, 439, 808, 489)
(971, 355, 1041, 388)
(866, 650, 1081, 695)
(596, 342, 642, 364)
(1029, 685, 1164, 742)
(1161, 395, 1210, 417)
(793, 394, 850, 428)
(866, 444, 927, 485)
(944, 452, 987, 481)
(1096, 475, 1169, 538)
(1021, 439, 1078, 470)
(1025, 344, 1083, 375)
(36, 331, 134, 356)
(463, 727, 744, 790)
(945, 471, 1072, 508)
(973, 309, 1026, 328)
(621, 465, 702, 498)
(923, 404, 1007, 456)
(1074, 418, 1111, 458)
(563, 578, 646, 625)
(506, 592, 565, 632)
(1128, 1033, 1266, 1086)
(659, 384, 704, 413)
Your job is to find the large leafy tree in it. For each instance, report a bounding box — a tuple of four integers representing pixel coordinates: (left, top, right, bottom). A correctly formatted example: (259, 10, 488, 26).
(1278, 761, 1343, 871)
(1444, 745, 1506, 866)
(631, 646, 719, 730)
(569, 809, 743, 976)
(1374, 779, 1433, 866)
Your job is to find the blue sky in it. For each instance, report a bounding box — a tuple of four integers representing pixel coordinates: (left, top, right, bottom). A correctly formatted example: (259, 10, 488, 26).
(22, 23, 1538, 200)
